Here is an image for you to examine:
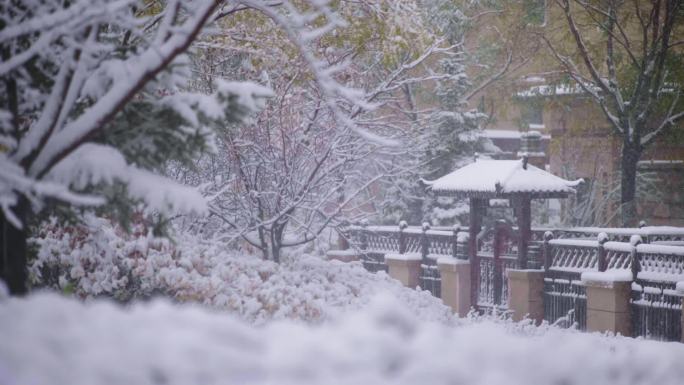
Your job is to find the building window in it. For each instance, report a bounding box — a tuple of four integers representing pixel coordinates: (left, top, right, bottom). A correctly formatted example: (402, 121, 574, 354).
(524, 0, 546, 26)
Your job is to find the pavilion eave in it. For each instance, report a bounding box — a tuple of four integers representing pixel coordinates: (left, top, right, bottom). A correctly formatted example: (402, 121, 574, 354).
(429, 189, 571, 200)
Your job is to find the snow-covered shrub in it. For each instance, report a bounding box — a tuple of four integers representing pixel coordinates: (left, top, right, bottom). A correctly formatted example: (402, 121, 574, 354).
(30, 215, 172, 301)
(29, 216, 453, 324)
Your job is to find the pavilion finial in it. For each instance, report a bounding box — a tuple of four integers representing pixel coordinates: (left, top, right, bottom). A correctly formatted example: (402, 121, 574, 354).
(522, 154, 529, 170)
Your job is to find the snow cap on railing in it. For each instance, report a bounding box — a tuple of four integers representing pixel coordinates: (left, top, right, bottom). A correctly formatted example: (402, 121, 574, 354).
(422, 222, 431, 231)
(399, 220, 408, 230)
(630, 234, 643, 246)
(543, 231, 554, 241)
(597, 232, 609, 244)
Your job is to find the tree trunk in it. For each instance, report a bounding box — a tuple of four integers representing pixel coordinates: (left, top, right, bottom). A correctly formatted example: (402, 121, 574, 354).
(620, 142, 641, 227)
(1, 196, 29, 295)
(271, 223, 285, 264)
(271, 242, 281, 264)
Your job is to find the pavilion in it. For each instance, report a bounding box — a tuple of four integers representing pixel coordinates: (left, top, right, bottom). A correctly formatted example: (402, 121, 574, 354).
(423, 156, 583, 268)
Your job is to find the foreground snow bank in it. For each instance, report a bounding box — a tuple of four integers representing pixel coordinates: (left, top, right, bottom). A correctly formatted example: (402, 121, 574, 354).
(2, 293, 684, 385)
(30, 216, 452, 324)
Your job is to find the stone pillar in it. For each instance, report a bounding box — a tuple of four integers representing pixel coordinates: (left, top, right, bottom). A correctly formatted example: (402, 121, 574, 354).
(385, 253, 422, 289)
(438, 258, 471, 317)
(582, 272, 632, 336)
(507, 269, 544, 323)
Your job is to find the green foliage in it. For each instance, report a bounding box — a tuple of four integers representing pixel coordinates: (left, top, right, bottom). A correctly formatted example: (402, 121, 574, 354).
(101, 101, 208, 170)
(522, 0, 545, 25)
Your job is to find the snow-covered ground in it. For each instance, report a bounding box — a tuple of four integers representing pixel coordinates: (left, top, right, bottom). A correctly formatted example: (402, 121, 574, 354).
(2, 292, 684, 385)
(17, 218, 684, 385)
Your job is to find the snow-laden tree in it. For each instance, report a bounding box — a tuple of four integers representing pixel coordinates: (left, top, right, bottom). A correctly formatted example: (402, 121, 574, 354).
(173, 1, 476, 260)
(542, 0, 684, 226)
(380, 0, 488, 226)
(0, 0, 220, 294)
(0, 0, 366, 294)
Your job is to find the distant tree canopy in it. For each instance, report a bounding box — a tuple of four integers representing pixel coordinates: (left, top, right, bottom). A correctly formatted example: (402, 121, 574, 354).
(541, 0, 684, 226)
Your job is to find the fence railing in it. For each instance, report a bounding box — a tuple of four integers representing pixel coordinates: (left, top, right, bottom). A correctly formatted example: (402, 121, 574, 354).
(345, 222, 684, 340)
(541, 232, 684, 341)
(348, 224, 684, 258)
(347, 222, 468, 290)
(553, 226, 684, 244)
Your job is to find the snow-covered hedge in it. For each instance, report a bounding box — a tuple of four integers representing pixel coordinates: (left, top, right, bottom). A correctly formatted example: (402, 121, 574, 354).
(29, 216, 452, 324)
(2, 293, 684, 385)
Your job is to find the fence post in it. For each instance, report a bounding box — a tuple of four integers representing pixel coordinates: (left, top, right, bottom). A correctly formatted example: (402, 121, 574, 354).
(630, 235, 642, 281)
(457, 231, 469, 261)
(452, 225, 460, 258)
(439, 258, 472, 317)
(493, 220, 506, 306)
(359, 220, 368, 253)
(398, 220, 407, 254)
(507, 269, 545, 324)
(421, 222, 431, 260)
(543, 231, 554, 272)
(597, 232, 608, 272)
(421, 222, 432, 294)
(638, 220, 649, 243)
(584, 275, 632, 336)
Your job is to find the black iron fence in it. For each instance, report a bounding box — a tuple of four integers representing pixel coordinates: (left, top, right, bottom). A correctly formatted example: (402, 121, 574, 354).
(541, 232, 684, 340)
(347, 222, 467, 295)
(631, 280, 682, 341)
(543, 269, 587, 330)
(346, 222, 684, 341)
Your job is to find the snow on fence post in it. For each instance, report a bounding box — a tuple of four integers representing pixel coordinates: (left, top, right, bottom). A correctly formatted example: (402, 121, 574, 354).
(543, 231, 554, 272)
(398, 220, 408, 254)
(452, 225, 460, 258)
(597, 232, 608, 272)
(630, 235, 642, 281)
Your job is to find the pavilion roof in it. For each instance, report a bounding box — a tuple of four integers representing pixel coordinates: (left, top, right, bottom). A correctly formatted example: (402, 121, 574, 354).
(423, 159, 583, 199)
